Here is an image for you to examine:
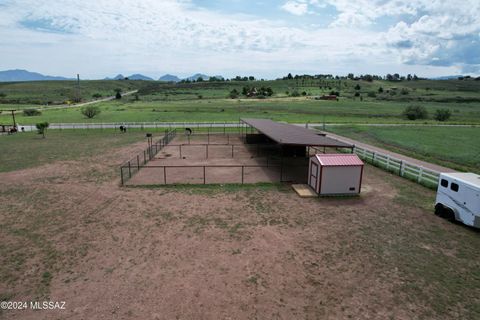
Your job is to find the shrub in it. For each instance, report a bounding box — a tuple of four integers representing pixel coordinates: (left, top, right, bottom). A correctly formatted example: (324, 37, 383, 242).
(115, 91, 122, 99)
(367, 92, 376, 98)
(354, 92, 360, 97)
(36, 122, 49, 138)
(81, 106, 101, 119)
(23, 109, 42, 116)
(403, 105, 428, 120)
(330, 91, 340, 96)
(92, 93, 102, 99)
(228, 89, 239, 99)
(290, 90, 301, 97)
(378, 87, 384, 93)
(301, 91, 307, 96)
(400, 88, 409, 95)
(434, 109, 451, 121)
(354, 84, 361, 90)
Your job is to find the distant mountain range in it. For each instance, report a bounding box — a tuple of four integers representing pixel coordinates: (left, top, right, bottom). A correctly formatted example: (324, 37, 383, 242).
(0, 69, 225, 82)
(159, 74, 181, 82)
(104, 74, 154, 81)
(0, 69, 72, 82)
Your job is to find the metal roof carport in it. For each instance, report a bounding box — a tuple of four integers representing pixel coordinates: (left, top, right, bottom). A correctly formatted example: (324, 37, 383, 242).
(240, 118, 353, 149)
(240, 119, 354, 183)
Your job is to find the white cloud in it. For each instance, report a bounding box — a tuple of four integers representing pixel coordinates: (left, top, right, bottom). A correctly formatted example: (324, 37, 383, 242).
(281, 1, 309, 16)
(0, 0, 477, 77)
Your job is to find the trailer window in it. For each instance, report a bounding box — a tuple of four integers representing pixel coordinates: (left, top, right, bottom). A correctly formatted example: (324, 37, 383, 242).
(440, 179, 449, 188)
(451, 183, 459, 192)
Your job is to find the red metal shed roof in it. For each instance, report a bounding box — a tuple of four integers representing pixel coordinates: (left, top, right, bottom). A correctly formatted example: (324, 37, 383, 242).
(315, 154, 364, 166)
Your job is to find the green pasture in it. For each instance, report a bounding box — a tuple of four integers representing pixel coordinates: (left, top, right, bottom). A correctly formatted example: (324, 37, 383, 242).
(0, 80, 148, 105)
(1, 78, 479, 125)
(326, 125, 480, 173)
(0, 129, 156, 173)
(2, 98, 480, 125)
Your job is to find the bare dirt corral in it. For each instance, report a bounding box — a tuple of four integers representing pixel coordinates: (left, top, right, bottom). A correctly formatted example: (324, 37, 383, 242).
(128, 134, 308, 185)
(1, 136, 479, 320)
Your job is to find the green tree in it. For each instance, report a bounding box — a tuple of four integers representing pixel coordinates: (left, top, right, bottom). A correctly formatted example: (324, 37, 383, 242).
(403, 105, 428, 120)
(114, 88, 122, 99)
(81, 106, 101, 119)
(36, 122, 49, 138)
(354, 84, 361, 90)
(434, 109, 451, 121)
(229, 89, 239, 99)
(23, 109, 42, 116)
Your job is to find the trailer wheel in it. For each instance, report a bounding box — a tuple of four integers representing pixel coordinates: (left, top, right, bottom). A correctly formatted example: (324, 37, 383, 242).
(435, 204, 455, 221)
(434, 204, 444, 216)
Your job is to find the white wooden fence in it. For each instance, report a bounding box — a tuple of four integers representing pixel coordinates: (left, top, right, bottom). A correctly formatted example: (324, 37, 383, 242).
(17, 121, 243, 132)
(352, 145, 440, 188)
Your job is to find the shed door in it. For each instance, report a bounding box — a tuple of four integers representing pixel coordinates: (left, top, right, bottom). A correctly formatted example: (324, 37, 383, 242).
(309, 162, 319, 191)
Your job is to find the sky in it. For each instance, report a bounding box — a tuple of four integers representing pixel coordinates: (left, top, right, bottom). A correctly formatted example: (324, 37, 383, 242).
(0, 0, 479, 79)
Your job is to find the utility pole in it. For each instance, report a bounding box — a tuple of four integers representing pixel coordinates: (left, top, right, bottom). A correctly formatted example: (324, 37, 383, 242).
(5, 110, 17, 128)
(76, 74, 81, 102)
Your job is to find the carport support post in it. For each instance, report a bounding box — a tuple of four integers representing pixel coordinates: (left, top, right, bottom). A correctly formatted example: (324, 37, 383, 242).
(280, 150, 284, 182)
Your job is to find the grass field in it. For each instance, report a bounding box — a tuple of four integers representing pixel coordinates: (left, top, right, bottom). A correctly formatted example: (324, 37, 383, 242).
(326, 125, 480, 173)
(0, 129, 159, 173)
(1, 78, 480, 125)
(1, 131, 479, 319)
(0, 80, 148, 105)
(3, 97, 480, 125)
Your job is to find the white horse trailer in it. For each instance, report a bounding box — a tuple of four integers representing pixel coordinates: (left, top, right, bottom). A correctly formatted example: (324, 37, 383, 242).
(435, 172, 480, 228)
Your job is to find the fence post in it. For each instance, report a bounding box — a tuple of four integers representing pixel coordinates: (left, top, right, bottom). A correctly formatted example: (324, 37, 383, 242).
(204, 166, 206, 184)
(137, 155, 140, 170)
(120, 167, 124, 186)
(179, 145, 182, 158)
(231, 145, 234, 158)
(372, 152, 376, 164)
(144, 150, 146, 164)
(418, 167, 424, 183)
(206, 145, 209, 159)
(386, 156, 390, 170)
(241, 166, 244, 184)
(128, 161, 131, 178)
(164, 167, 167, 184)
(399, 161, 404, 177)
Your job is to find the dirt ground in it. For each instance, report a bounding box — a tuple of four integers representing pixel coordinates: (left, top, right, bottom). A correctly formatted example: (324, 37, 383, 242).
(127, 134, 308, 185)
(1, 135, 479, 320)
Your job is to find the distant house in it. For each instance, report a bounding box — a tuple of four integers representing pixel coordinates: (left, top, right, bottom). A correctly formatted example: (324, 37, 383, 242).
(316, 95, 338, 101)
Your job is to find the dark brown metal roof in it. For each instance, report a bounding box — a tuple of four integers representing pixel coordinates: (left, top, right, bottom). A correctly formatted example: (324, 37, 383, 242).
(241, 119, 353, 148)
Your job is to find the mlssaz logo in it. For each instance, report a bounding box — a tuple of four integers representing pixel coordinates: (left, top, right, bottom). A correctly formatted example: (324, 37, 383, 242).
(30, 301, 66, 310)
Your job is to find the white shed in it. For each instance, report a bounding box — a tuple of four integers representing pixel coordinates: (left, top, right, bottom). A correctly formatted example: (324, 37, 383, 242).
(308, 154, 364, 195)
